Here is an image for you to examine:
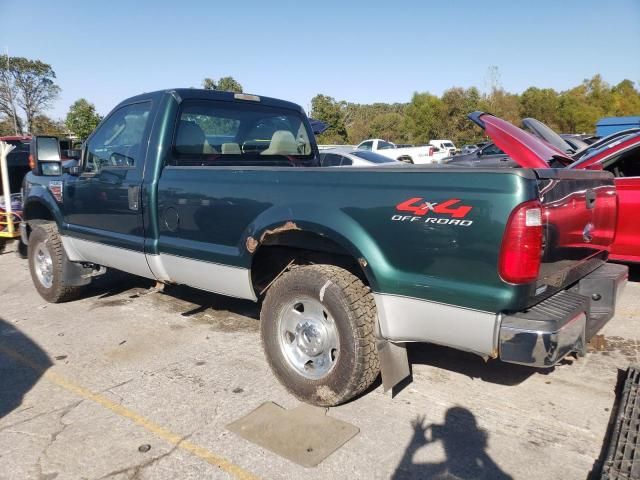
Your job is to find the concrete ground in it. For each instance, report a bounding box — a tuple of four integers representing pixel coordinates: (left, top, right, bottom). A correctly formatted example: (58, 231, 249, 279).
(0, 241, 638, 480)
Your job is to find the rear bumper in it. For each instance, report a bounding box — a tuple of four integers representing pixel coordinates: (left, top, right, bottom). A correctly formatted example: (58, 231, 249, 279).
(499, 263, 628, 368)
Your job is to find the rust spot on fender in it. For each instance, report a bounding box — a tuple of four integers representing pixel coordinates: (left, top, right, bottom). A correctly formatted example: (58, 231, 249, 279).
(246, 221, 301, 253)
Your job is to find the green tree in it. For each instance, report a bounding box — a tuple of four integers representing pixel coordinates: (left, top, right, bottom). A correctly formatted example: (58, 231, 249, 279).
(202, 78, 216, 90)
(0, 115, 16, 136)
(519, 87, 559, 128)
(310, 94, 348, 144)
(65, 99, 102, 139)
(202, 76, 243, 93)
(0, 56, 61, 133)
(31, 115, 67, 136)
(404, 92, 443, 144)
(610, 79, 640, 116)
(440, 87, 483, 144)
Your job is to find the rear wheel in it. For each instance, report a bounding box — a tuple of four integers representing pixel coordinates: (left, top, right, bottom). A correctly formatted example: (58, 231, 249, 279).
(260, 264, 380, 406)
(398, 156, 413, 164)
(28, 223, 85, 303)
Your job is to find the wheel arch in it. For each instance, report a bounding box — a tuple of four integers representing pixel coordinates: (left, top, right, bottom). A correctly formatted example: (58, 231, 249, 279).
(245, 211, 389, 296)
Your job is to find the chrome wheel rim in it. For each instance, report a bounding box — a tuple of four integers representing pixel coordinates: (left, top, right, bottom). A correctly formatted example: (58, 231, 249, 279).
(34, 242, 54, 289)
(277, 297, 339, 380)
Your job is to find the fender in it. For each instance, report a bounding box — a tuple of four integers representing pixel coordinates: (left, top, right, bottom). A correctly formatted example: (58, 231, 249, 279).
(241, 203, 392, 292)
(22, 182, 65, 229)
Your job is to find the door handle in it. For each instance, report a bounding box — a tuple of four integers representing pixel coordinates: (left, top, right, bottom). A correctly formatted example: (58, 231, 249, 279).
(128, 185, 140, 211)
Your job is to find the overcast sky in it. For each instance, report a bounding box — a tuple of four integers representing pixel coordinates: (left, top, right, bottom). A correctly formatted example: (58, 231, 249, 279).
(2, 0, 639, 119)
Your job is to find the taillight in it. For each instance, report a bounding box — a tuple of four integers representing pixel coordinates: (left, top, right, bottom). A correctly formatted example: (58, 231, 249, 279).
(429, 147, 434, 156)
(499, 200, 543, 284)
(28, 154, 35, 170)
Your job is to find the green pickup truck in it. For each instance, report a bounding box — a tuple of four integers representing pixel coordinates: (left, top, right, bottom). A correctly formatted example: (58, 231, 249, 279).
(20, 89, 628, 406)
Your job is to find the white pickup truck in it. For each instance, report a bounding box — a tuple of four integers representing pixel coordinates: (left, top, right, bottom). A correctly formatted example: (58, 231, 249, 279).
(355, 139, 436, 164)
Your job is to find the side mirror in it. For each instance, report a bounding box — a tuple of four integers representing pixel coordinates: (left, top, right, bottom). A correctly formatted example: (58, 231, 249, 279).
(30, 136, 62, 176)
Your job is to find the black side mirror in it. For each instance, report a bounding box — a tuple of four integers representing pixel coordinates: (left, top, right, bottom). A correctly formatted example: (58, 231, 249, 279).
(30, 136, 62, 176)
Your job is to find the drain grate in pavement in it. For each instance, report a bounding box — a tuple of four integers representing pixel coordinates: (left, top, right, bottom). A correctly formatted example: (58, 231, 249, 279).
(602, 365, 640, 480)
(227, 402, 359, 467)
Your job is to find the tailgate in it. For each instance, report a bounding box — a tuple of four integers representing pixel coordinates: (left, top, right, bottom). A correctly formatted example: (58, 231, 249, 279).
(534, 168, 617, 303)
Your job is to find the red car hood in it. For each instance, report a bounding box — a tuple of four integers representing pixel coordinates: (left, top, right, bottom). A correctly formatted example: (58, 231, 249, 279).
(467, 112, 572, 168)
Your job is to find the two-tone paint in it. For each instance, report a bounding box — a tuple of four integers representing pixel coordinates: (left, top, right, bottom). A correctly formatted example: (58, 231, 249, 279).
(21, 93, 620, 360)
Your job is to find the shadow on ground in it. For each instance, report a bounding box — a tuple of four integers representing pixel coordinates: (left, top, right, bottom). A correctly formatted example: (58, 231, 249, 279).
(392, 407, 513, 480)
(0, 317, 52, 418)
(407, 343, 548, 386)
(84, 269, 260, 322)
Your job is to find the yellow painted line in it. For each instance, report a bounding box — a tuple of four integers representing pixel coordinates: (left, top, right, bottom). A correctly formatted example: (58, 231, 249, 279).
(0, 345, 259, 480)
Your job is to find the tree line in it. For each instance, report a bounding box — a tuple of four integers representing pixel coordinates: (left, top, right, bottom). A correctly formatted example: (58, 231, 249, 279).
(311, 73, 640, 146)
(2, 56, 639, 148)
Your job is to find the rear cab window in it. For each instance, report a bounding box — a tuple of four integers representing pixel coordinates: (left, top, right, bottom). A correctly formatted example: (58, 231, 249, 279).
(170, 100, 314, 167)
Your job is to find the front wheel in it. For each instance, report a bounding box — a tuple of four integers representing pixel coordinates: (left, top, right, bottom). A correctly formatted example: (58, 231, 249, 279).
(260, 264, 380, 406)
(28, 223, 85, 303)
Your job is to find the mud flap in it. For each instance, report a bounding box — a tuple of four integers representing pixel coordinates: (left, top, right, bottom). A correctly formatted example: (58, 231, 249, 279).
(376, 339, 410, 393)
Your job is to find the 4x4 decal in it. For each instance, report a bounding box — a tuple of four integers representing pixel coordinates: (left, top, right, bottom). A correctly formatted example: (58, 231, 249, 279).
(392, 198, 474, 226)
(396, 198, 472, 218)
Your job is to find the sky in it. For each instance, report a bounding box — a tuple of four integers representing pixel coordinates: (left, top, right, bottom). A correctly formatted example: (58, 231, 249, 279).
(1, 0, 639, 120)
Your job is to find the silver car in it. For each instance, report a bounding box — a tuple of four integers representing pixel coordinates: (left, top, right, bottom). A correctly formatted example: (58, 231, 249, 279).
(318, 147, 400, 167)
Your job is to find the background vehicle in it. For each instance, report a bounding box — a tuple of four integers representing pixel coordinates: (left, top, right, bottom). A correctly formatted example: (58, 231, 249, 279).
(20, 92, 627, 407)
(356, 138, 435, 164)
(444, 142, 515, 167)
(318, 147, 399, 166)
(450, 115, 640, 264)
(429, 139, 457, 157)
(560, 134, 591, 151)
(0, 136, 31, 194)
(460, 144, 479, 154)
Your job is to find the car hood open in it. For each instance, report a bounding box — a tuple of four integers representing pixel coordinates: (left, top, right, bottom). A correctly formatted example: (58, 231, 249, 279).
(467, 112, 572, 168)
(521, 117, 574, 154)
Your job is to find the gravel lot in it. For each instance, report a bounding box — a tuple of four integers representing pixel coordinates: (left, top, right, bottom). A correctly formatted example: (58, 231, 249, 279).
(1, 241, 638, 480)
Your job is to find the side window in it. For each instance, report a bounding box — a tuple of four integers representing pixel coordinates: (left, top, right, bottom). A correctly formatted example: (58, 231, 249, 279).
(482, 144, 503, 155)
(84, 102, 151, 173)
(320, 153, 343, 167)
(377, 141, 393, 150)
(359, 141, 373, 151)
(340, 156, 353, 166)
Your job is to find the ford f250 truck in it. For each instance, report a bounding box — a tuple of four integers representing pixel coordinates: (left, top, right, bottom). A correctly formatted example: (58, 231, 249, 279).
(20, 89, 628, 406)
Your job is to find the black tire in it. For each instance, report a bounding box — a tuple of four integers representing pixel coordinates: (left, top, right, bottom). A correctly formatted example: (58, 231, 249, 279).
(28, 223, 84, 303)
(0, 240, 5, 254)
(260, 264, 380, 406)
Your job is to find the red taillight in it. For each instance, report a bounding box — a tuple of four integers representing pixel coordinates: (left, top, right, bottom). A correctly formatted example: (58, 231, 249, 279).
(28, 154, 35, 170)
(428, 146, 434, 156)
(499, 200, 543, 284)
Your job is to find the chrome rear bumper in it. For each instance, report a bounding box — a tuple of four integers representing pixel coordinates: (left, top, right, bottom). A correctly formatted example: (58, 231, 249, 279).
(499, 263, 628, 368)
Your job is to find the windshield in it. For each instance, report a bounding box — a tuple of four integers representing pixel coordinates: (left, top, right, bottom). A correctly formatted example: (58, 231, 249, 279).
(351, 150, 395, 163)
(377, 140, 395, 150)
(574, 130, 640, 159)
(575, 133, 639, 162)
(173, 100, 313, 163)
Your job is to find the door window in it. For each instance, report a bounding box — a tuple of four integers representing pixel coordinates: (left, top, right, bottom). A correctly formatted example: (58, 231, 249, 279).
(358, 141, 373, 151)
(84, 102, 151, 173)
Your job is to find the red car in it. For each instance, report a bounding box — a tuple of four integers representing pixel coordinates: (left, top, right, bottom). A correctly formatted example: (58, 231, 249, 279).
(470, 116, 640, 265)
(569, 132, 640, 263)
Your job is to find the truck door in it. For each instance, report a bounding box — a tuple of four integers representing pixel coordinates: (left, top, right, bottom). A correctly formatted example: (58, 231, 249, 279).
(61, 101, 154, 277)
